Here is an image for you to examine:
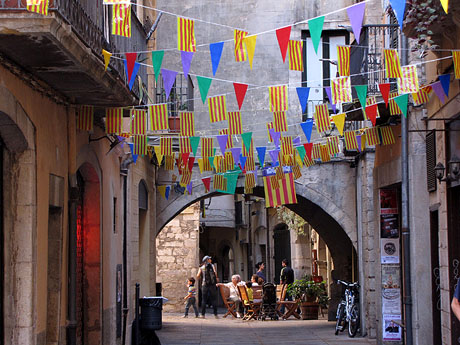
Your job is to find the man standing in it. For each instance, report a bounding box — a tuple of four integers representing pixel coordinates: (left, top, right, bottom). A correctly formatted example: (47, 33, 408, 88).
(280, 259, 294, 285)
(197, 255, 219, 318)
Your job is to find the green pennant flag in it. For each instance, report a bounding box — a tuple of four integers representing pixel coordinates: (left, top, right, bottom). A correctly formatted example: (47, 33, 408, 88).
(196, 76, 212, 104)
(152, 51, 164, 83)
(355, 85, 368, 109)
(190, 136, 200, 156)
(295, 145, 306, 161)
(241, 132, 253, 152)
(224, 172, 239, 194)
(213, 147, 217, 156)
(308, 16, 325, 54)
(208, 156, 215, 168)
(394, 93, 409, 118)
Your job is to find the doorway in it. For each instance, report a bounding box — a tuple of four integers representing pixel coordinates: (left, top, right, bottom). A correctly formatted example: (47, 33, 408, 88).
(449, 186, 460, 344)
(430, 210, 442, 344)
(273, 224, 291, 284)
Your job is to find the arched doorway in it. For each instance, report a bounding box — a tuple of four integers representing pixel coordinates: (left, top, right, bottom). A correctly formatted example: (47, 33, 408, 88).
(221, 245, 234, 282)
(75, 163, 101, 345)
(138, 180, 149, 296)
(273, 223, 291, 284)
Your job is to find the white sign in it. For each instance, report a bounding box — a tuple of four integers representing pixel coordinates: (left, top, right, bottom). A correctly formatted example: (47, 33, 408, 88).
(381, 239, 400, 264)
(382, 288, 401, 314)
(383, 314, 402, 341)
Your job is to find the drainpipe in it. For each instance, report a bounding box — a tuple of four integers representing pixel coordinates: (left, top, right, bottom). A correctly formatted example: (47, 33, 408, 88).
(400, 34, 413, 345)
(121, 155, 134, 345)
(67, 174, 78, 345)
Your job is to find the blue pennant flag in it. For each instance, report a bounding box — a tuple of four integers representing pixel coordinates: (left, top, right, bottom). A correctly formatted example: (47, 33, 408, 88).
(239, 155, 247, 170)
(128, 143, 138, 164)
(296, 87, 310, 113)
(300, 119, 313, 143)
(209, 42, 224, 76)
(256, 147, 266, 167)
(439, 74, 451, 98)
(124, 60, 141, 91)
(389, 0, 406, 30)
(165, 186, 170, 200)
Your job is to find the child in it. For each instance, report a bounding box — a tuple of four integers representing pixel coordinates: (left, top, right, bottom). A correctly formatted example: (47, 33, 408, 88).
(183, 277, 199, 318)
(246, 282, 254, 303)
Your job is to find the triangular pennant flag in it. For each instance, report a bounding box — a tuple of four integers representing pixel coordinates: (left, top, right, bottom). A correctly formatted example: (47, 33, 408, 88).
(389, 0, 406, 30)
(256, 147, 266, 167)
(356, 135, 362, 152)
(432, 81, 446, 103)
(161, 69, 178, 100)
(439, 74, 451, 98)
(240, 155, 247, 170)
(440, 0, 449, 13)
(296, 145, 306, 161)
(325, 87, 337, 113)
(269, 149, 280, 165)
(244, 35, 257, 69)
(208, 156, 215, 168)
(293, 136, 301, 147)
(230, 148, 241, 164)
(102, 49, 112, 71)
(393, 94, 409, 118)
(276, 26, 292, 63)
(355, 85, 368, 109)
(198, 158, 204, 173)
(154, 146, 163, 165)
(217, 134, 228, 154)
(365, 104, 378, 126)
(186, 182, 193, 195)
(158, 185, 166, 199)
(188, 157, 195, 172)
(304, 143, 313, 160)
(269, 128, 281, 148)
(125, 52, 137, 82)
(181, 51, 194, 78)
(300, 119, 313, 143)
(241, 132, 253, 152)
(209, 42, 224, 76)
(296, 87, 310, 113)
(190, 136, 200, 156)
(196, 76, 212, 104)
(233, 83, 249, 110)
(123, 60, 141, 91)
(181, 152, 190, 167)
(165, 186, 170, 200)
(346, 2, 366, 44)
(308, 16, 325, 54)
(202, 177, 211, 193)
(151, 50, 164, 83)
(332, 113, 346, 136)
(379, 83, 391, 107)
(225, 172, 239, 194)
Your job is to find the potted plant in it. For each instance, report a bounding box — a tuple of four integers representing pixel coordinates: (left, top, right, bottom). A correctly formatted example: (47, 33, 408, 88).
(287, 275, 327, 320)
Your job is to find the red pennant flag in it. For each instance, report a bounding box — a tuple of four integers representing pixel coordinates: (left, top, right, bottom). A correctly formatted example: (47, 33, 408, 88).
(276, 26, 292, 63)
(188, 156, 195, 172)
(365, 104, 378, 126)
(233, 83, 248, 110)
(202, 177, 211, 192)
(125, 52, 137, 83)
(378, 83, 391, 107)
(181, 152, 190, 167)
(303, 143, 313, 160)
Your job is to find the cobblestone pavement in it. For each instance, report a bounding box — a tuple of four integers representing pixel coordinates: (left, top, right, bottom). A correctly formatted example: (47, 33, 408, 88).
(156, 311, 377, 345)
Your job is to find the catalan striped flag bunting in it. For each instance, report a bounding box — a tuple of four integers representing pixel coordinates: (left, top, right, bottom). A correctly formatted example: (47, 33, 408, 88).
(177, 17, 196, 52)
(234, 30, 248, 62)
(314, 104, 331, 134)
(270, 175, 280, 189)
(219, 129, 233, 149)
(228, 111, 243, 135)
(164, 155, 175, 170)
(223, 152, 235, 172)
(267, 122, 274, 142)
(366, 127, 381, 146)
(453, 51, 460, 79)
(105, 108, 123, 134)
(77, 106, 94, 131)
(263, 172, 297, 208)
(214, 155, 224, 173)
(26, 0, 49, 15)
(327, 136, 340, 156)
(412, 87, 430, 105)
(312, 143, 321, 160)
(320, 145, 331, 162)
(384, 49, 402, 79)
(160, 137, 173, 156)
(397, 65, 419, 94)
(380, 126, 396, 145)
(103, 0, 130, 3)
(201, 137, 214, 157)
(208, 95, 228, 123)
(303, 154, 315, 167)
(288, 40, 303, 71)
(213, 174, 225, 190)
(274, 166, 284, 181)
(337, 46, 350, 76)
(273, 112, 288, 132)
(180, 112, 195, 136)
(131, 109, 146, 135)
(133, 135, 147, 155)
(366, 96, 380, 117)
(112, 4, 131, 37)
(149, 104, 169, 131)
(245, 156, 256, 171)
(344, 131, 358, 150)
(292, 165, 302, 180)
(245, 173, 256, 193)
(180, 169, 192, 187)
(179, 137, 192, 154)
(331, 77, 352, 104)
(147, 146, 154, 160)
(389, 92, 402, 115)
(281, 136, 294, 156)
(269, 85, 288, 112)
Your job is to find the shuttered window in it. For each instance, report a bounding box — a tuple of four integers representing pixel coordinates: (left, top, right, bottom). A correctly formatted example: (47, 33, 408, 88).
(426, 130, 436, 192)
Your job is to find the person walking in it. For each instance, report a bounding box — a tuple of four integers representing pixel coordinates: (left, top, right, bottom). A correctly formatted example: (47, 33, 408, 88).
(280, 259, 295, 314)
(183, 277, 199, 318)
(197, 255, 219, 318)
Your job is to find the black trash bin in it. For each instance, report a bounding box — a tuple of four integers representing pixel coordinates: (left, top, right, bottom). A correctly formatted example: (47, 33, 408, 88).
(139, 297, 163, 330)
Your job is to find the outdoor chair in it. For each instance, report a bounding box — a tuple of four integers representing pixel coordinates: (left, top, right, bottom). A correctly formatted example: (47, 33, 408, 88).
(219, 284, 237, 318)
(252, 285, 263, 303)
(276, 284, 301, 320)
(237, 285, 261, 321)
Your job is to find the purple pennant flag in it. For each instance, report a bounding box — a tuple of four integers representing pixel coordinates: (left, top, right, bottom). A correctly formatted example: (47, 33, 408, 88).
(293, 136, 301, 147)
(181, 51, 194, 78)
(346, 2, 366, 44)
(161, 68, 178, 100)
(165, 186, 170, 200)
(186, 182, 193, 195)
(439, 74, 451, 98)
(269, 128, 281, 148)
(432, 81, 446, 104)
(217, 134, 228, 154)
(325, 87, 337, 113)
(239, 155, 247, 170)
(269, 149, 280, 165)
(230, 147, 241, 164)
(356, 135, 362, 152)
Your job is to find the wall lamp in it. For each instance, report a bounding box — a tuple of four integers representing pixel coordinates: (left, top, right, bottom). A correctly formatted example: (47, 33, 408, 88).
(434, 155, 460, 182)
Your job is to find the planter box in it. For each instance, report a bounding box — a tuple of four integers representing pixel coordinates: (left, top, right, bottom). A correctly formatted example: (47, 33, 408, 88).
(301, 302, 319, 320)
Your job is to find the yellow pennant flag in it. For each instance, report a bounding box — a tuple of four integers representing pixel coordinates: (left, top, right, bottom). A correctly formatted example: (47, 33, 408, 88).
(154, 146, 164, 165)
(295, 151, 303, 168)
(440, 0, 449, 13)
(332, 113, 346, 136)
(198, 158, 204, 174)
(102, 49, 112, 71)
(158, 185, 166, 199)
(243, 35, 257, 69)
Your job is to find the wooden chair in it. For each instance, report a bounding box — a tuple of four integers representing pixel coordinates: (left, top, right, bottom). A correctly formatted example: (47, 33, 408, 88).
(276, 284, 301, 320)
(252, 285, 263, 303)
(237, 285, 261, 321)
(219, 285, 237, 318)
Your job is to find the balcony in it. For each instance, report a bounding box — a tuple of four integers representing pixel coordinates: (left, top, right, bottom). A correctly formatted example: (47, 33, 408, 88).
(0, 0, 149, 106)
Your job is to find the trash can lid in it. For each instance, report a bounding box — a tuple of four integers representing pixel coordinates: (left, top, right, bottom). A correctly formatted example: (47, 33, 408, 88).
(141, 296, 169, 303)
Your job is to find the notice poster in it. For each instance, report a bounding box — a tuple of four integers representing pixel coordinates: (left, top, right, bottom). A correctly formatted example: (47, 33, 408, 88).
(382, 288, 401, 314)
(382, 264, 400, 288)
(383, 314, 402, 341)
(381, 239, 400, 264)
(380, 189, 398, 214)
(380, 214, 399, 238)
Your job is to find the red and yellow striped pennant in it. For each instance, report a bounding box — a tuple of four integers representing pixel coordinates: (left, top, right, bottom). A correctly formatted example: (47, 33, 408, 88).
(245, 172, 256, 192)
(160, 137, 173, 156)
(453, 51, 460, 79)
(263, 172, 297, 208)
(228, 111, 243, 135)
(337, 46, 350, 77)
(412, 87, 430, 106)
(380, 126, 395, 145)
(219, 128, 233, 149)
(344, 131, 358, 150)
(269, 85, 288, 112)
(365, 96, 380, 120)
(77, 106, 94, 131)
(179, 137, 192, 154)
(267, 122, 274, 142)
(105, 108, 123, 134)
(26, 0, 49, 15)
(312, 143, 321, 160)
(234, 30, 248, 62)
(320, 145, 331, 162)
(270, 175, 280, 189)
(131, 109, 146, 135)
(180, 112, 195, 136)
(384, 49, 402, 79)
(389, 92, 402, 115)
(331, 76, 352, 104)
(103, 0, 131, 3)
(327, 136, 340, 156)
(242, 138, 254, 157)
(283, 155, 295, 167)
(303, 154, 315, 167)
(199, 158, 213, 172)
(288, 40, 303, 71)
(164, 155, 175, 170)
(112, 4, 131, 37)
(201, 137, 214, 157)
(398, 65, 419, 94)
(314, 104, 331, 134)
(213, 174, 225, 190)
(281, 136, 294, 156)
(292, 165, 302, 180)
(133, 135, 148, 155)
(275, 166, 284, 180)
(223, 151, 235, 172)
(147, 146, 154, 160)
(214, 155, 225, 173)
(365, 127, 380, 146)
(208, 95, 227, 123)
(245, 156, 256, 171)
(273, 111, 288, 132)
(177, 17, 196, 52)
(180, 169, 192, 187)
(149, 104, 168, 131)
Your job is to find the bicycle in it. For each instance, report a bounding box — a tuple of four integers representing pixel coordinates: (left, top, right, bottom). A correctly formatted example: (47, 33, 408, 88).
(334, 280, 360, 337)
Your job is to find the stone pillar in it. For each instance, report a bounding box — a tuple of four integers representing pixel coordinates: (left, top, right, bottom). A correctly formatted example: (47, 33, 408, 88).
(291, 226, 311, 279)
